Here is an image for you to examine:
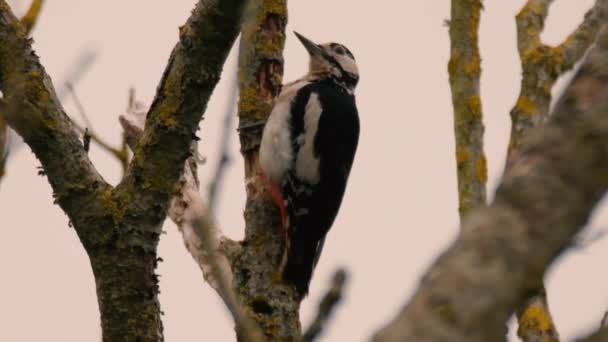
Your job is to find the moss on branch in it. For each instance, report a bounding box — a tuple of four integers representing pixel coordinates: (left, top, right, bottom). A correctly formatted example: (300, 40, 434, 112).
(234, 1, 301, 341)
(0, 0, 246, 340)
(115, 0, 245, 229)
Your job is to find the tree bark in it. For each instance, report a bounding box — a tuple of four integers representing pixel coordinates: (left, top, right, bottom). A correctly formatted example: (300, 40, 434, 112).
(0, 0, 244, 340)
(233, 1, 302, 340)
(374, 22, 608, 342)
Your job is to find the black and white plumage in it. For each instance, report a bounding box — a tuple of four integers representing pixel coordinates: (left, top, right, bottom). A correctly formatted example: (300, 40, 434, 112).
(259, 32, 360, 297)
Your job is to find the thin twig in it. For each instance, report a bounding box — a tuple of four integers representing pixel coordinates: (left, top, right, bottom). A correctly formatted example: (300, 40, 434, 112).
(65, 82, 92, 128)
(64, 82, 128, 173)
(193, 214, 264, 342)
(302, 269, 348, 342)
(19, 0, 45, 35)
(601, 312, 608, 328)
(56, 49, 98, 100)
(207, 72, 237, 211)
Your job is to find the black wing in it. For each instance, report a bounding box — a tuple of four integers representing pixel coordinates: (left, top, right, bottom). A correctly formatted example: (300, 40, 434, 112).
(282, 80, 359, 297)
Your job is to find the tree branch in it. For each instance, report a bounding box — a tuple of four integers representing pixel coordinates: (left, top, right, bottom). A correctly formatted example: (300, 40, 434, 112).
(119, 104, 262, 341)
(373, 23, 608, 342)
(234, 1, 299, 341)
(302, 269, 348, 342)
(508, 2, 607, 340)
(508, 0, 607, 160)
(114, 0, 245, 228)
(0, 0, 109, 223)
(448, 0, 487, 220)
(207, 74, 237, 211)
(65, 82, 129, 173)
(19, 0, 44, 35)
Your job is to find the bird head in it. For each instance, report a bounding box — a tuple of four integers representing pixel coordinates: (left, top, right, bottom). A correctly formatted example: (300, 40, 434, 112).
(294, 31, 359, 91)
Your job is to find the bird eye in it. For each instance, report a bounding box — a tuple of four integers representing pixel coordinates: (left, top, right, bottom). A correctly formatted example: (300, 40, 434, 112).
(334, 45, 346, 55)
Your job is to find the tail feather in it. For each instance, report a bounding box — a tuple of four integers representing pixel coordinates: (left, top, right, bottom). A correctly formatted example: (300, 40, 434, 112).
(282, 238, 319, 297)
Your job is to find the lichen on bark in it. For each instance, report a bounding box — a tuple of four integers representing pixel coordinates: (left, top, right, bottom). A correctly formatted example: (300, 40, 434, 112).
(448, 0, 487, 219)
(0, 0, 245, 340)
(233, 1, 302, 341)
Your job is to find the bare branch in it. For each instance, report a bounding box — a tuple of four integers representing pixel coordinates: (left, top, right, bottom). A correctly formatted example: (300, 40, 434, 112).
(207, 74, 237, 211)
(65, 82, 92, 128)
(0, 0, 108, 216)
(114, 0, 245, 228)
(19, 0, 44, 35)
(507, 0, 608, 160)
(373, 25, 608, 342)
(602, 312, 608, 328)
(64, 82, 129, 172)
(448, 0, 487, 219)
(302, 269, 348, 342)
(234, 1, 301, 340)
(508, 2, 607, 339)
(118, 96, 263, 341)
(56, 49, 98, 100)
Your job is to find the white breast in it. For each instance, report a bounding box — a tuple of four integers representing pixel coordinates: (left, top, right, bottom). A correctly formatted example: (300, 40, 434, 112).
(259, 79, 309, 184)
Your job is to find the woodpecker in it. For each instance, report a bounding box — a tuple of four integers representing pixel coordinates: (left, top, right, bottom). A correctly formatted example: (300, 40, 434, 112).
(259, 32, 359, 297)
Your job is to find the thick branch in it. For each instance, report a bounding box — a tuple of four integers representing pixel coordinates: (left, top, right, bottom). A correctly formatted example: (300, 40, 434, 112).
(373, 25, 608, 342)
(0, 0, 109, 225)
(448, 0, 487, 219)
(234, 1, 297, 341)
(115, 0, 245, 228)
(509, 2, 607, 340)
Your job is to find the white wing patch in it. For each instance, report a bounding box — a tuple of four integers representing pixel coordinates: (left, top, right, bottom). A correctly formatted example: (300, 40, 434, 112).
(295, 93, 322, 184)
(259, 79, 309, 184)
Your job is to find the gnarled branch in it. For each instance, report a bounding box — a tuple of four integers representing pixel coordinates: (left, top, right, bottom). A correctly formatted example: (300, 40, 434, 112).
(509, 2, 607, 340)
(373, 23, 608, 342)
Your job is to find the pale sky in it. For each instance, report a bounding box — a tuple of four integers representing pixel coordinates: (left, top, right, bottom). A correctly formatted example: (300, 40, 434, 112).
(1, 1, 607, 341)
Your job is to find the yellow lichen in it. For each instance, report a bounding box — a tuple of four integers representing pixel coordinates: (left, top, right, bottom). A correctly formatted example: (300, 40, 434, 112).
(516, 96, 536, 115)
(518, 305, 554, 334)
(468, 95, 482, 118)
(456, 148, 471, 167)
(475, 154, 487, 183)
(463, 53, 481, 75)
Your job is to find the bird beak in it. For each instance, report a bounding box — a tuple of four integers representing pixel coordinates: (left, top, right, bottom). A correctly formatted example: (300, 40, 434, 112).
(294, 31, 323, 57)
